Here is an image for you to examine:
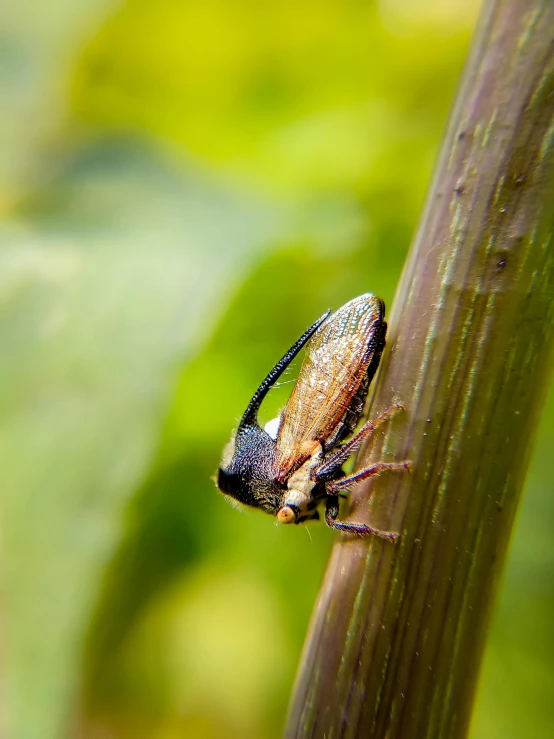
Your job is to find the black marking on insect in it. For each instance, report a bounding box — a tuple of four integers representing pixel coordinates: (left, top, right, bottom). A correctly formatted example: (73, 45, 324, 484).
(217, 294, 410, 541)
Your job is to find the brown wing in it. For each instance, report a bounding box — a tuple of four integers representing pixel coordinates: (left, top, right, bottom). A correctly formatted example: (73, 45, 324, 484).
(273, 293, 385, 481)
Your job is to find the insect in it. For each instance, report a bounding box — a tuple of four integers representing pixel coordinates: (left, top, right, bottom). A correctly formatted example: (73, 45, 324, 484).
(217, 294, 409, 541)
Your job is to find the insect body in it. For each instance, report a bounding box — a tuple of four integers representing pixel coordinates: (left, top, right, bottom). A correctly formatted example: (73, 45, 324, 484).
(217, 294, 409, 541)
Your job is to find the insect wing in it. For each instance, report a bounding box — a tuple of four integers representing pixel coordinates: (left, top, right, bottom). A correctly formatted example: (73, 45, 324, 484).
(273, 294, 385, 481)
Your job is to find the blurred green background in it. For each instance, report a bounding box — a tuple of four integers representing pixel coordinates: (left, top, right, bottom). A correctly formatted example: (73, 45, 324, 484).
(1, 1, 553, 737)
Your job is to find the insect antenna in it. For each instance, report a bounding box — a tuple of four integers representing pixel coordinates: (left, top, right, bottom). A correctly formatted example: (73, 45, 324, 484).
(238, 310, 331, 431)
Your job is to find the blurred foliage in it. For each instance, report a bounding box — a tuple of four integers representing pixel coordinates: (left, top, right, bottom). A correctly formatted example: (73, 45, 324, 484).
(0, 1, 552, 738)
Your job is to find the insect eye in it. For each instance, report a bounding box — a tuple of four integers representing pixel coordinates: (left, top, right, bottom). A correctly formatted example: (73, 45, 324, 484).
(217, 467, 238, 496)
(277, 506, 297, 525)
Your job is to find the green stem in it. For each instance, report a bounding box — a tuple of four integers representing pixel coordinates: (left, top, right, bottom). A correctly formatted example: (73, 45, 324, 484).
(285, 2, 554, 737)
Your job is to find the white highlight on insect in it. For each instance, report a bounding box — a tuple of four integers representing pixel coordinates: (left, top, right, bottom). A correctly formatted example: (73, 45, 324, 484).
(264, 416, 281, 440)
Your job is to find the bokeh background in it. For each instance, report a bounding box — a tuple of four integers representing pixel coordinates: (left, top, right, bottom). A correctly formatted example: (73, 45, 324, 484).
(1, 1, 553, 738)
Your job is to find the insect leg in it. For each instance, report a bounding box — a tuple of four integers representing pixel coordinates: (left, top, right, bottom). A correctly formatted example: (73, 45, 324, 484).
(315, 404, 405, 481)
(324, 494, 398, 542)
(326, 460, 411, 493)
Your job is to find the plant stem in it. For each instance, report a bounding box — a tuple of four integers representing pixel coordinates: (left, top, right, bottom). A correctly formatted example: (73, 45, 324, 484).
(285, 2, 554, 737)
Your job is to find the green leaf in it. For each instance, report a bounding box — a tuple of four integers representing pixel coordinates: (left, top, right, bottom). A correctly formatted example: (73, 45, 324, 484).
(0, 138, 279, 739)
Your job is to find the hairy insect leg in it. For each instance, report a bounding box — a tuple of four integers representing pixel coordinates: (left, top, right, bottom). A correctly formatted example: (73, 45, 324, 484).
(315, 404, 405, 481)
(324, 495, 398, 542)
(326, 460, 411, 494)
